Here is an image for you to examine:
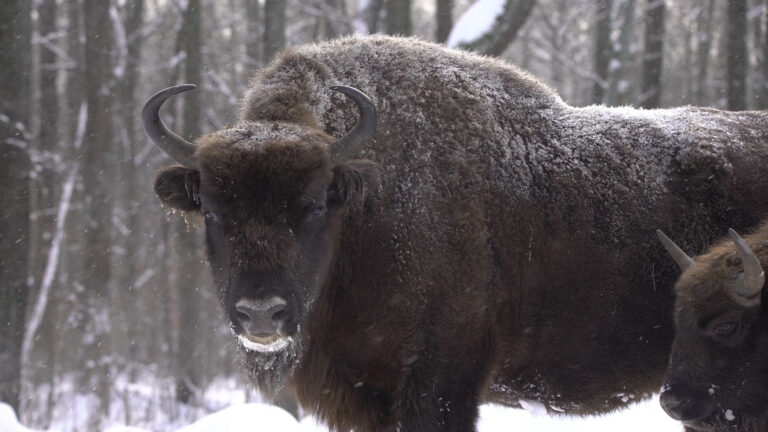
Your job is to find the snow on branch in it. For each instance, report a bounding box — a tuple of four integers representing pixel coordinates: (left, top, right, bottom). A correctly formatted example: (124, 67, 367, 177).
(447, 0, 537, 56)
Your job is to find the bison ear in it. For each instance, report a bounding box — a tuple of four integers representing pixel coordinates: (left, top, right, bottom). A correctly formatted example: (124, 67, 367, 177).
(154, 165, 201, 212)
(329, 159, 381, 207)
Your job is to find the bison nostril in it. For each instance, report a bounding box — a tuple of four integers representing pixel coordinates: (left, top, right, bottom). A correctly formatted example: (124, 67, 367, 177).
(234, 297, 288, 337)
(660, 387, 715, 422)
(234, 310, 251, 323)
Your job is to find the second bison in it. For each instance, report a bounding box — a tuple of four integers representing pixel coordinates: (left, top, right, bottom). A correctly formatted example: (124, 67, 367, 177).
(658, 226, 768, 431)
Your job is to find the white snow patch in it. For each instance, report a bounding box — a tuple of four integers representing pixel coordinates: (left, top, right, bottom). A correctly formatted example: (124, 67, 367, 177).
(725, 409, 735, 421)
(7, 394, 685, 432)
(446, 0, 505, 48)
(175, 404, 298, 432)
(519, 399, 548, 417)
(0, 403, 41, 432)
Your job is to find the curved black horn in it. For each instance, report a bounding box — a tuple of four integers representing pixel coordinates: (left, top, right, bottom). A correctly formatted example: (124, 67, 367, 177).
(656, 230, 694, 271)
(142, 84, 198, 168)
(330, 86, 377, 161)
(728, 228, 765, 302)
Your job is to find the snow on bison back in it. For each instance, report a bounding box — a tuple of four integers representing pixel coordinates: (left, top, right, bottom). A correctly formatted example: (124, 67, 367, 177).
(143, 35, 768, 431)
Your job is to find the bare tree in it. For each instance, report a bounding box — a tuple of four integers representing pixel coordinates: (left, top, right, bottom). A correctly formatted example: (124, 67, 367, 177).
(608, 0, 637, 106)
(593, 0, 612, 103)
(459, 0, 537, 56)
(386, 0, 412, 35)
(436, 0, 453, 42)
(78, 0, 115, 423)
(175, 0, 203, 404)
(693, 0, 714, 105)
(245, 0, 261, 67)
(264, 0, 286, 62)
(0, 0, 31, 414)
(115, 0, 145, 372)
(640, 0, 665, 108)
(727, 0, 747, 110)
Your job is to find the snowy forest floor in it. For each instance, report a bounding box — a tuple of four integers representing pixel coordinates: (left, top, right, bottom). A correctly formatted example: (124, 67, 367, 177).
(5, 375, 683, 432)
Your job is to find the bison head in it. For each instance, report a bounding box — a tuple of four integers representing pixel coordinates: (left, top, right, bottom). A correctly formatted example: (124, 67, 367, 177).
(657, 229, 768, 431)
(143, 85, 380, 394)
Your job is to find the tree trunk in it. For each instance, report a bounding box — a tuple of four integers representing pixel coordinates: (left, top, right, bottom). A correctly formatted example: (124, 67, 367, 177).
(436, 0, 453, 43)
(726, 0, 747, 111)
(79, 0, 114, 423)
(640, 0, 665, 108)
(608, 0, 637, 106)
(264, 0, 286, 62)
(365, 0, 384, 33)
(761, 0, 768, 108)
(694, 0, 714, 105)
(30, 0, 60, 421)
(459, 0, 537, 56)
(593, 0, 613, 104)
(116, 0, 145, 374)
(245, 0, 260, 67)
(174, 0, 203, 404)
(0, 0, 31, 414)
(386, 0, 411, 35)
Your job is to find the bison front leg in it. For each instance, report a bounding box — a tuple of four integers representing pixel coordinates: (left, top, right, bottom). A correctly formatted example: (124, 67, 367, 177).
(392, 339, 493, 431)
(393, 372, 483, 432)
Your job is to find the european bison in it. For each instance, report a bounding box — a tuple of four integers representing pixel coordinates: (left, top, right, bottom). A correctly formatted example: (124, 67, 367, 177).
(143, 35, 768, 431)
(657, 227, 768, 431)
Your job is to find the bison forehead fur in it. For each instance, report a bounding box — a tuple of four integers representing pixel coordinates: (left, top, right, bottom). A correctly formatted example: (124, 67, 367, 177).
(662, 224, 768, 431)
(150, 35, 768, 431)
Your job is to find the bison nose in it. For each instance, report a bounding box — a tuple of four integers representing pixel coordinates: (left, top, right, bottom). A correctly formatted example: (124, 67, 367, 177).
(234, 297, 288, 337)
(660, 385, 715, 422)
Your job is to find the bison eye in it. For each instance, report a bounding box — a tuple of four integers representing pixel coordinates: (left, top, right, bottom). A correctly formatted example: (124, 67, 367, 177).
(714, 322, 736, 336)
(311, 205, 326, 217)
(710, 321, 740, 343)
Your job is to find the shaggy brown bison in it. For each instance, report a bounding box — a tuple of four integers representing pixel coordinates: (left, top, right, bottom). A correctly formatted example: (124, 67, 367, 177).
(657, 227, 768, 432)
(143, 35, 768, 431)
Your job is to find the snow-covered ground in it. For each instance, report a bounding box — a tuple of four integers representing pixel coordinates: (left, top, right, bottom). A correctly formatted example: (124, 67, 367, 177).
(2, 397, 683, 432)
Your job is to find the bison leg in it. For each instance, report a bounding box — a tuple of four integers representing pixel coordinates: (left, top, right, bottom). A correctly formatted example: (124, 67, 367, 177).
(394, 371, 482, 432)
(393, 336, 493, 431)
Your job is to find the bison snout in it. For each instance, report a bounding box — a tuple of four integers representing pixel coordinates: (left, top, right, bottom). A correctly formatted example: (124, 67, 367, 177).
(234, 297, 288, 338)
(659, 384, 715, 422)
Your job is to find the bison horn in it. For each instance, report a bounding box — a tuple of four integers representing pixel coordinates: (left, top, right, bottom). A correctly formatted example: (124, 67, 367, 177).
(142, 84, 199, 169)
(329, 86, 377, 161)
(656, 230, 694, 271)
(728, 228, 765, 302)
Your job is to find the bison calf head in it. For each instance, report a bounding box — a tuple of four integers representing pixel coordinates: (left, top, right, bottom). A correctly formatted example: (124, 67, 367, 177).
(657, 228, 768, 431)
(144, 85, 380, 394)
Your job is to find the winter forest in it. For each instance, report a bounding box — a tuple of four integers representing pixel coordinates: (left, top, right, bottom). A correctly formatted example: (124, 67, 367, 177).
(0, 0, 765, 430)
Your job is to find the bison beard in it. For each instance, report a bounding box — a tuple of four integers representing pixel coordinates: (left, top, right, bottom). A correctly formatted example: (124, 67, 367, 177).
(144, 35, 768, 431)
(236, 332, 304, 398)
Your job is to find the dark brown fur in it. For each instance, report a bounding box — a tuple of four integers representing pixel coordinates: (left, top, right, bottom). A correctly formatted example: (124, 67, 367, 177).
(151, 36, 768, 431)
(662, 224, 768, 432)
